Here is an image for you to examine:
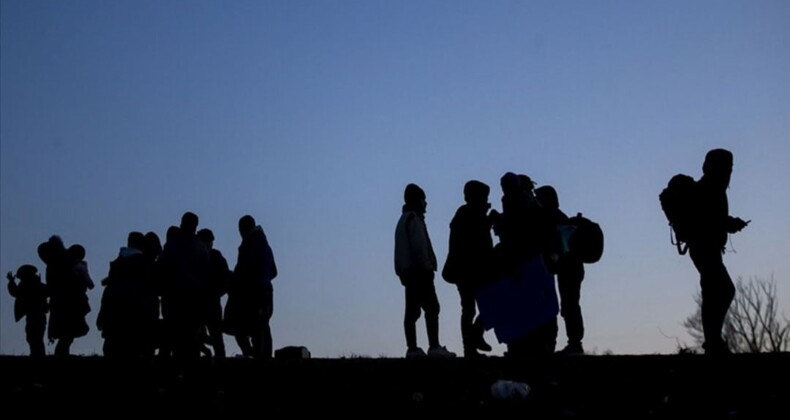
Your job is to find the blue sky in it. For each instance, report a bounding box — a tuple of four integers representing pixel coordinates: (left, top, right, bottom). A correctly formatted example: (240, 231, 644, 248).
(2, 0, 788, 357)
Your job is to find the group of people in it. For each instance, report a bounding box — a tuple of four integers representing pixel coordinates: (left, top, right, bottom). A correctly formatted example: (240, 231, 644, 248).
(6, 212, 278, 359)
(395, 174, 587, 359)
(7, 149, 749, 358)
(393, 148, 749, 358)
(7, 237, 93, 357)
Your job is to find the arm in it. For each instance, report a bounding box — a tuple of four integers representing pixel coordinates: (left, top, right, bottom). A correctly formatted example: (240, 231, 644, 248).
(407, 217, 435, 273)
(7, 272, 18, 297)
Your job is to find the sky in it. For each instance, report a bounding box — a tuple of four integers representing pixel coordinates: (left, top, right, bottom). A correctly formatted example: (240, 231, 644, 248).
(1, 0, 788, 357)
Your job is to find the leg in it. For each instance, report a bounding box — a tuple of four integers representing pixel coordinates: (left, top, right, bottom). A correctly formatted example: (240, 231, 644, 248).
(421, 281, 441, 349)
(403, 278, 422, 350)
(207, 302, 226, 358)
(26, 317, 46, 358)
(557, 261, 585, 349)
(235, 335, 254, 356)
(691, 246, 735, 353)
(251, 288, 274, 359)
(458, 284, 478, 355)
(55, 337, 74, 357)
(262, 288, 274, 359)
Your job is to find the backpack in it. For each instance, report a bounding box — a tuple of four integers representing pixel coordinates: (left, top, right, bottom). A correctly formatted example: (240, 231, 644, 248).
(659, 174, 699, 255)
(567, 213, 604, 264)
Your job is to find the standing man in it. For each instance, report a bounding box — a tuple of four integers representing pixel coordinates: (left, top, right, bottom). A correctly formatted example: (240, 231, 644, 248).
(536, 185, 585, 355)
(158, 212, 211, 359)
(689, 149, 749, 355)
(442, 180, 494, 358)
(233, 215, 278, 359)
(395, 183, 456, 359)
(197, 228, 230, 359)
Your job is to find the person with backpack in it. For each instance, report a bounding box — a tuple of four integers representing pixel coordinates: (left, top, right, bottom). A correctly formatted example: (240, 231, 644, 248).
(536, 185, 587, 355)
(395, 183, 456, 359)
(442, 180, 494, 358)
(488, 173, 559, 357)
(38, 236, 92, 357)
(689, 149, 749, 355)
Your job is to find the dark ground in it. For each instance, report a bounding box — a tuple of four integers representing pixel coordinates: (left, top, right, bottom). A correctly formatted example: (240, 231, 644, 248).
(2, 353, 788, 418)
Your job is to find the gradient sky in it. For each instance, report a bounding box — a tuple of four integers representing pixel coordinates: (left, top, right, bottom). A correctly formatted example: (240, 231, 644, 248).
(2, 1, 788, 357)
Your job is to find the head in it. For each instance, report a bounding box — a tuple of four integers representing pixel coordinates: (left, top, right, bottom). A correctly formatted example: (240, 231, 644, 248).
(500, 172, 521, 195)
(67, 244, 86, 262)
(239, 215, 256, 237)
(16, 264, 39, 281)
(144, 232, 162, 256)
(403, 183, 427, 213)
(518, 174, 536, 193)
(197, 228, 215, 249)
(180, 212, 199, 235)
(127, 231, 146, 251)
(535, 185, 559, 210)
(37, 235, 67, 265)
(463, 180, 490, 207)
(165, 225, 180, 242)
(702, 148, 733, 188)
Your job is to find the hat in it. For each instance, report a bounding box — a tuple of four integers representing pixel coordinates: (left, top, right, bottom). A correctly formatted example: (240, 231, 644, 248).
(703, 148, 733, 175)
(16, 264, 38, 279)
(404, 183, 426, 204)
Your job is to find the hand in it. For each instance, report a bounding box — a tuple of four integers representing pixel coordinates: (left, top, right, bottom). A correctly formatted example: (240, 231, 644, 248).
(6, 271, 14, 282)
(731, 217, 750, 233)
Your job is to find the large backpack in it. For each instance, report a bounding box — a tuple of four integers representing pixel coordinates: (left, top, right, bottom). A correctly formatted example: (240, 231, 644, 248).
(567, 213, 604, 264)
(659, 174, 699, 255)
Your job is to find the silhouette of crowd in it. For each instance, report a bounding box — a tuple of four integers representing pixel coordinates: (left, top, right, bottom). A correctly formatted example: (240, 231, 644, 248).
(398, 172, 594, 359)
(8, 212, 277, 360)
(6, 149, 748, 358)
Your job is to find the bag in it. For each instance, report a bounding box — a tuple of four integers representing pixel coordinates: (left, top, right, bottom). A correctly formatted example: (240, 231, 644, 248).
(441, 256, 458, 284)
(566, 213, 604, 263)
(274, 346, 311, 360)
(659, 174, 699, 255)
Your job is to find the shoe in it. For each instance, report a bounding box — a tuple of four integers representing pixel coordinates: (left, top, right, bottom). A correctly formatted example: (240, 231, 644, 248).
(405, 347, 427, 359)
(476, 337, 493, 352)
(427, 345, 457, 358)
(557, 343, 584, 355)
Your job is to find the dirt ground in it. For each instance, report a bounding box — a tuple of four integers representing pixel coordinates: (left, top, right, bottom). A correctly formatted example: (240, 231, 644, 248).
(2, 353, 787, 418)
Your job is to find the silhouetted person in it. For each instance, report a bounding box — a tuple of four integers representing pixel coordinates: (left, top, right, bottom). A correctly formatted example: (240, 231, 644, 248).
(493, 173, 557, 357)
(536, 185, 586, 355)
(689, 149, 749, 355)
(38, 236, 92, 357)
(68, 244, 95, 292)
(442, 180, 494, 358)
(158, 212, 211, 359)
(140, 231, 163, 357)
(157, 225, 181, 358)
(198, 228, 230, 359)
(97, 232, 149, 358)
(395, 183, 456, 359)
(7, 265, 48, 357)
(228, 215, 278, 359)
(493, 173, 551, 268)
